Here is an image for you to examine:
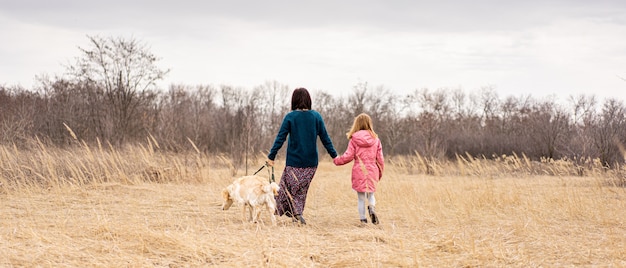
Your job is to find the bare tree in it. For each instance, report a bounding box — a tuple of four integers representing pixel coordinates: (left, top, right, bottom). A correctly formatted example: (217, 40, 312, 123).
(444, 88, 487, 157)
(347, 82, 365, 115)
(313, 89, 349, 153)
(407, 88, 452, 159)
(0, 86, 39, 145)
(566, 94, 598, 169)
(254, 81, 290, 141)
(213, 85, 253, 166)
(591, 99, 626, 167)
(526, 99, 571, 159)
(38, 78, 108, 143)
(66, 35, 169, 144)
(477, 86, 499, 123)
(377, 92, 409, 156)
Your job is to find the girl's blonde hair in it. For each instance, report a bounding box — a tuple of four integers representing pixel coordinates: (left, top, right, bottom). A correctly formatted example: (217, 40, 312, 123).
(346, 113, 378, 139)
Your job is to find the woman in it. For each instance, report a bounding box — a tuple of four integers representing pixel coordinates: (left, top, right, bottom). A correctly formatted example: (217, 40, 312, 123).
(266, 88, 337, 224)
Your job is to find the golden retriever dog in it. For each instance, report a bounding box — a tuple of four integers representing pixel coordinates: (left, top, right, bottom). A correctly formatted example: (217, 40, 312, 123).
(221, 175, 279, 226)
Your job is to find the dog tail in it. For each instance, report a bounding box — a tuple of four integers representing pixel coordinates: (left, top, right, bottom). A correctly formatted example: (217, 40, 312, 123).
(264, 182, 280, 196)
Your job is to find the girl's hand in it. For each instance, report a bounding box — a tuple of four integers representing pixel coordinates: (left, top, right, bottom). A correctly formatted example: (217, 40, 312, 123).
(266, 160, 274, 167)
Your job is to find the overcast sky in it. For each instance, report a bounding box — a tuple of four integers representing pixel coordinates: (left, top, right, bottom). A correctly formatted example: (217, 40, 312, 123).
(1, 0, 625, 102)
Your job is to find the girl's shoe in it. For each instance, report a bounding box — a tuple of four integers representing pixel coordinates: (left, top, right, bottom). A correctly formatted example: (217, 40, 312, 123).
(360, 219, 368, 224)
(368, 206, 379, 225)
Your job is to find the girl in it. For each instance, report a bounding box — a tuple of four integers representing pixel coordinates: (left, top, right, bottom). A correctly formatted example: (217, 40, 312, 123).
(333, 113, 384, 224)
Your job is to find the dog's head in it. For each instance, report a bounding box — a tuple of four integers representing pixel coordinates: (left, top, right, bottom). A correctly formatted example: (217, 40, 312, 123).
(221, 185, 234, 210)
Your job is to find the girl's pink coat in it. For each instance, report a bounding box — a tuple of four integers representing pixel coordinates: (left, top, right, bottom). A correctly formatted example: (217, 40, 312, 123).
(333, 130, 385, 192)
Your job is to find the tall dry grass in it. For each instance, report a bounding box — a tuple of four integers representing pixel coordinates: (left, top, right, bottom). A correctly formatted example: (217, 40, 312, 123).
(0, 140, 625, 267)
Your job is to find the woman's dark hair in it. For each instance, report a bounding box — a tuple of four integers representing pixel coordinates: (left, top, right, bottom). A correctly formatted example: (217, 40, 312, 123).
(291, 88, 312, 110)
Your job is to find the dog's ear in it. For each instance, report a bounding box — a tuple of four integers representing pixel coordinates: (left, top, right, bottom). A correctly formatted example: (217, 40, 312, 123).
(271, 182, 279, 196)
(221, 187, 234, 210)
(222, 188, 230, 200)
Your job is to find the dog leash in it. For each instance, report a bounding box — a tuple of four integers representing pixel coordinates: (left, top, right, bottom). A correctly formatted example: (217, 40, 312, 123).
(253, 164, 266, 175)
(253, 162, 275, 184)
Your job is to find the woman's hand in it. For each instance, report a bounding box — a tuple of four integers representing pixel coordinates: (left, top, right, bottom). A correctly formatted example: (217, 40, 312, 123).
(266, 160, 275, 167)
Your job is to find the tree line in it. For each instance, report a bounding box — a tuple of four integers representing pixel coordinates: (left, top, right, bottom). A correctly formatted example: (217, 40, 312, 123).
(1, 36, 625, 168)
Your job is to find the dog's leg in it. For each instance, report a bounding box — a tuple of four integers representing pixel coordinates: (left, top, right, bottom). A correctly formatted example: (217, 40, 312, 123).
(268, 202, 277, 226)
(247, 204, 254, 222)
(250, 205, 255, 222)
(265, 197, 276, 226)
(242, 204, 249, 223)
(252, 206, 261, 224)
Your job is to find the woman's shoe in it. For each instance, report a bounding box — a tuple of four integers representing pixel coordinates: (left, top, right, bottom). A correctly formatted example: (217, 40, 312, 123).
(360, 219, 368, 224)
(295, 214, 306, 225)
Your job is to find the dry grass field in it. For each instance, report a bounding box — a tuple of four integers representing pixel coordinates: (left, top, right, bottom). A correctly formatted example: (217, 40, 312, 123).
(0, 141, 625, 267)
